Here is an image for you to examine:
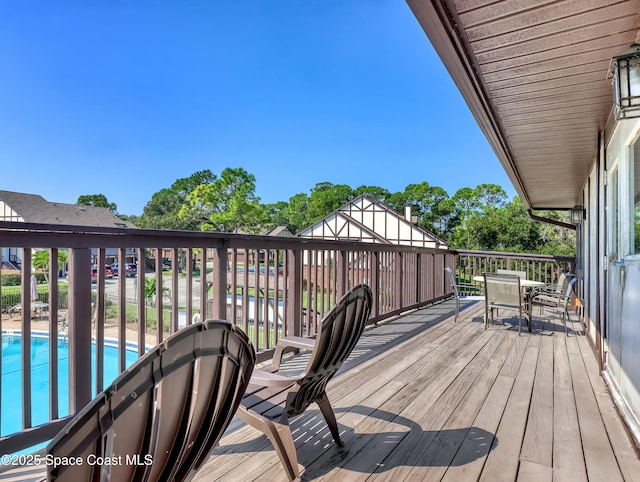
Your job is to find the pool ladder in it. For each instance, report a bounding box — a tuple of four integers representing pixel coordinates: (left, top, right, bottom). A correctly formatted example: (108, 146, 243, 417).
(59, 315, 69, 346)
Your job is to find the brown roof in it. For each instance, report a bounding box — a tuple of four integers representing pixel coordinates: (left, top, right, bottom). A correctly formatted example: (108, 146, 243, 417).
(0, 189, 136, 228)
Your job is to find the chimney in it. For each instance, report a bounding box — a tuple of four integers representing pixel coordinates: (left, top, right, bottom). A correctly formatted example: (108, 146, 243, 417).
(404, 205, 418, 224)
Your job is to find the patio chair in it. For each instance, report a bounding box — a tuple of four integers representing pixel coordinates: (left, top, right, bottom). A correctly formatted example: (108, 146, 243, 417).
(533, 276, 578, 332)
(45, 320, 255, 482)
(484, 273, 529, 335)
(535, 272, 574, 302)
(496, 268, 528, 279)
(237, 284, 372, 481)
(444, 267, 485, 322)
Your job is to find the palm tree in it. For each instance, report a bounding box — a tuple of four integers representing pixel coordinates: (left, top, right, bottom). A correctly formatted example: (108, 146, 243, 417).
(32, 249, 68, 283)
(144, 278, 170, 307)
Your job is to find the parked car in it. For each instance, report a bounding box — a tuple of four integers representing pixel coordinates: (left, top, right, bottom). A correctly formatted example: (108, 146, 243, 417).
(91, 265, 114, 283)
(111, 263, 138, 278)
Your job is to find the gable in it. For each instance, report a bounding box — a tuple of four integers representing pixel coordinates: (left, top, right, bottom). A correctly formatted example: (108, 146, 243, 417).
(298, 195, 448, 248)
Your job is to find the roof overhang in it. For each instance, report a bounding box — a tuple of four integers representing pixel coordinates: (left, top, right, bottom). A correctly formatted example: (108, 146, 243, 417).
(407, 0, 640, 210)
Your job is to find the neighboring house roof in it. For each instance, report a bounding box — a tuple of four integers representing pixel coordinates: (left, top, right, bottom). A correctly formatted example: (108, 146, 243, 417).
(264, 225, 295, 237)
(0, 189, 135, 228)
(297, 195, 449, 249)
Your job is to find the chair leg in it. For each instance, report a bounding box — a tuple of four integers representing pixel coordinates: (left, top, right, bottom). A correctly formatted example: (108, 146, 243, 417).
(518, 312, 522, 336)
(455, 299, 460, 322)
(237, 408, 300, 481)
(316, 392, 343, 447)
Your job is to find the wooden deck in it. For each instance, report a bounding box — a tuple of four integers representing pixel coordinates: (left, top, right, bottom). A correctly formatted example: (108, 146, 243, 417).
(1, 299, 639, 481)
(196, 299, 640, 482)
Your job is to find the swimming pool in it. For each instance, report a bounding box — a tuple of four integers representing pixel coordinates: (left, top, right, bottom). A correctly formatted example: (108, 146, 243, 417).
(1, 333, 139, 440)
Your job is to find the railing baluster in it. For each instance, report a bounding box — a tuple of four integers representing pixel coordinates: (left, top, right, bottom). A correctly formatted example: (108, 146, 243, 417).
(199, 248, 207, 321)
(212, 245, 228, 321)
(171, 247, 179, 334)
(186, 248, 193, 325)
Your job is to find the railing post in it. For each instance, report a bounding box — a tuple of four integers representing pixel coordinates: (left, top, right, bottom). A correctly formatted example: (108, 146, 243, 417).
(155, 248, 164, 344)
(68, 247, 92, 413)
(371, 251, 380, 318)
(171, 247, 179, 332)
(21, 249, 32, 429)
(212, 244, 228, 320)
(48, 248, 59, 420)
(416, 252, 422, 304)
(286, 249, 302, 337)
(199, 248, 208, 319)
(395, 252, 403, 310)
(336, 250, 347, 297)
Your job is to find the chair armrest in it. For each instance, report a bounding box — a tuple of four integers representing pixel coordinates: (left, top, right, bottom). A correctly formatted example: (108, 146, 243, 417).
(456, 282, 481, 289)
(454, 282, 483, 294)
(276, 336, 316, 350)
(272, 336, 317, 369)
(250, 368, 300, 388)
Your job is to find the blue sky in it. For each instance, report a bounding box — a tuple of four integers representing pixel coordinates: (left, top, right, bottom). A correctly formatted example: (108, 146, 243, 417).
(0, 1, 514, 216)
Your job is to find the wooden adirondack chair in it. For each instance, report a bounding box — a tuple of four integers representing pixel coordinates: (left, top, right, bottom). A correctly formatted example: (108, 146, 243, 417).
(237, 284, 373, 481)
(45, 320, 255, 482)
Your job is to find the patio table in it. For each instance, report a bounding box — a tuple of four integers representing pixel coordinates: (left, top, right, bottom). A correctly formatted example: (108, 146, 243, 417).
(8, 302, 49, 320)
(473, 275, 544, 332)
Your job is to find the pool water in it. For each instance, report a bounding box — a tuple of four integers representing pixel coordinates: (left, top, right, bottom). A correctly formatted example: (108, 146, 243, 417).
(1, 334, 139, 439)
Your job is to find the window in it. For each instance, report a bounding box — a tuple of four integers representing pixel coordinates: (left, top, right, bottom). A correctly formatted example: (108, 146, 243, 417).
(634, 141, 640, 253)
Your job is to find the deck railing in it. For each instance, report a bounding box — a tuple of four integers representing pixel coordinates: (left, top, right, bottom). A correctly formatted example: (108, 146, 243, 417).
(0, 223, 576, 455)
(455, 249, 576, 294)
(0, 221, 456, 454)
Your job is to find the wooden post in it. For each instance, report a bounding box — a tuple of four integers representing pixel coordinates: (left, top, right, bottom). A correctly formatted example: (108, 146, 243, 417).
(68, 248, 92, 413)
(212, 245, 229, 320)
(21, 249, 32, 428)
(48, 248, 59, 419)
(286, 249, 302, 337)
(336, 250, 347, 298)
(371, 251, 380, 318)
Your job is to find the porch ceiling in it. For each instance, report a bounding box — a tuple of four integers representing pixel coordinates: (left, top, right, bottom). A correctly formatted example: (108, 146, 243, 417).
(408, 0, 640, 210)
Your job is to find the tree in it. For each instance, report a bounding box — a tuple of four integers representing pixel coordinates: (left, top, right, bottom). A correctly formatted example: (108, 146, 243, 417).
(284, 193, 310, 232)
(138, 170, 216, 230)
(353, 185, 391, 203)
(32, 249, 68, 283)
(400, 182, 449, 233)
(182, 167, 267, 233)
(144, 277, 170, 307)
(77, 194, 117, 213)
(264, 201, 289, 229)
(306, 182, 354, 223)
(475, 184, 508, 212)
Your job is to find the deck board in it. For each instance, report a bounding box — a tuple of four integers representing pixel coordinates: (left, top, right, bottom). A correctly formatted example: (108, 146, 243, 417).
(2, 298, 639, 482)
(521, 332, 554, 467)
